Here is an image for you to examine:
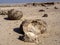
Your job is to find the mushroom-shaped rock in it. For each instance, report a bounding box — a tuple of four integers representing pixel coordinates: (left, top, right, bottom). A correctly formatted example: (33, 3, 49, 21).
(8, 9, 23, 20)
(20, 19, 47, 42)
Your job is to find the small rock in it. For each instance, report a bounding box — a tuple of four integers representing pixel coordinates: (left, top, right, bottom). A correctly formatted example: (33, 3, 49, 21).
(42, 14, 48, 17)
(46, 8, 49, 9)
(9, 33, 11, 35)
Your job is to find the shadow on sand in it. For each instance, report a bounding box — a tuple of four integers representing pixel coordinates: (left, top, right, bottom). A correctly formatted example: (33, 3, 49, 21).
(4, 17, 19, 21)
(13, 24, 25, 41)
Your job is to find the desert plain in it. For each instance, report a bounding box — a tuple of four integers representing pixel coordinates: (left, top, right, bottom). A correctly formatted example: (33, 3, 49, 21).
(0, 2, 60, 45)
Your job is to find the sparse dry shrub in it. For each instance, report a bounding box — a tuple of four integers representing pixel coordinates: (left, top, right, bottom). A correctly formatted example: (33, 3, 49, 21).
(0, 10, 8, 15)
(54, 6, 58, 9)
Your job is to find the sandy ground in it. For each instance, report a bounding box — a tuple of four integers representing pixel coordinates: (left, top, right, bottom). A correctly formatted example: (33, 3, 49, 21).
(0, 2, 60, 45)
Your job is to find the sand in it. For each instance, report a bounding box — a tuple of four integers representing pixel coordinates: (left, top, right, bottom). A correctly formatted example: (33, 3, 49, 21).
(0, 2, 60, 45)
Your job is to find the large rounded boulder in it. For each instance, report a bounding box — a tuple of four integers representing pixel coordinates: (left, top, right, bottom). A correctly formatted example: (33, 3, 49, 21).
(20, 19, 47, 42)
(8, 9, 23, 20)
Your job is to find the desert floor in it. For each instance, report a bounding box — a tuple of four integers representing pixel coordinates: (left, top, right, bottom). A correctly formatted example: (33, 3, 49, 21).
(0, 3, 60, 45)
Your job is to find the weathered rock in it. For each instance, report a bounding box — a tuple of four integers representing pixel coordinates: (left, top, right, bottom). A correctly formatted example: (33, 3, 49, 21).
(20, 19, 47, 42)
(42, 14, 48, 17)
(8, 9, 23, 20)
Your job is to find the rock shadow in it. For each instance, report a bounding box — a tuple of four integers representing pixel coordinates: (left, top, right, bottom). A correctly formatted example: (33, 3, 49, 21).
(13, 24, 25, 41)
(4, 17, 11, 20)
(4, 17, 19, 21)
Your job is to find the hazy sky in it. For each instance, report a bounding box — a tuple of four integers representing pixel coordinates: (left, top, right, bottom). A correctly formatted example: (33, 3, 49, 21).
(0, 0, 60, 3)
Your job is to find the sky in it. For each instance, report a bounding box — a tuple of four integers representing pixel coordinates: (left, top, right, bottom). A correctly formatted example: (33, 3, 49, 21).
(0, 0, 60, 3)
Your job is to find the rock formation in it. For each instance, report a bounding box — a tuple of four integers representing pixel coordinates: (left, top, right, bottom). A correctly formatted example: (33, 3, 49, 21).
(20, 19, 47, 43)
(8, 9, 23, 20)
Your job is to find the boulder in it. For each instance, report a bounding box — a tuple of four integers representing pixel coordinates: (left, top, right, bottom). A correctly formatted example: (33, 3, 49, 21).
(8, 9, 23, 20)
(20, 19, 47, 42)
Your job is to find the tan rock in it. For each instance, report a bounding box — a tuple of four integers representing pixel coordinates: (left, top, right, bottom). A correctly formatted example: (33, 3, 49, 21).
(8, 9, 23, 20)
(21, 19, 47, 42)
